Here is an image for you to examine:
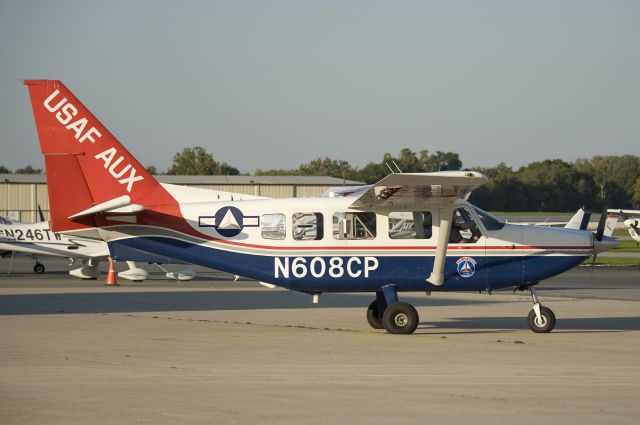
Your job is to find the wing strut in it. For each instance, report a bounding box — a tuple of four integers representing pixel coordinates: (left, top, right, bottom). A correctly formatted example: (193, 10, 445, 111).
(427, 203, 454, 286)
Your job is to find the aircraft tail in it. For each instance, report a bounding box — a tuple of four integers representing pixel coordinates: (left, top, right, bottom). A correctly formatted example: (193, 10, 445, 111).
(603, 214, 618, 238)
(24, 80, 173, 232)
(564, 208, 591, 231)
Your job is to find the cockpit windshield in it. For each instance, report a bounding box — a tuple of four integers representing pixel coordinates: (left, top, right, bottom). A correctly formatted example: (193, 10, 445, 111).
(471, 206, 505, 231)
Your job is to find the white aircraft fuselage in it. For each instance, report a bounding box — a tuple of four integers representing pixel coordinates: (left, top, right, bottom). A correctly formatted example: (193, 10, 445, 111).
(101, 193, 598, 294)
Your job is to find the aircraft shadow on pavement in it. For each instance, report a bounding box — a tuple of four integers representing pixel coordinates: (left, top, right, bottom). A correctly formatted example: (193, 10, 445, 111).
(421, 316, 640, 332)
(0, 291, 487, 316)
(3, 291, 638, 332)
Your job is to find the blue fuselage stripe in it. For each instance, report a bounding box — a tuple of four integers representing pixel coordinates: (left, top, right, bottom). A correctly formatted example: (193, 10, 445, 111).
(109, 237, 588, 292)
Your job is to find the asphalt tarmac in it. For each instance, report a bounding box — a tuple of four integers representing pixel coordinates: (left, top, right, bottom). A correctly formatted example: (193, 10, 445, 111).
(1, 257, 639, 425)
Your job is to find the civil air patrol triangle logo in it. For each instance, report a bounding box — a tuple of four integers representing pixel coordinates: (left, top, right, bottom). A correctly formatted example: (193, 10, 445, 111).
(456, 257, 477, 278)
(198, 206, 259, 237)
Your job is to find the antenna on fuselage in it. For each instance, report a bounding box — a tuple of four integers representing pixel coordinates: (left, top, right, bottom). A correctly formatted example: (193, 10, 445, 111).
(384, 163, 395, 174)
(37, 204, 45, 222)
(384, 161, 404, 175)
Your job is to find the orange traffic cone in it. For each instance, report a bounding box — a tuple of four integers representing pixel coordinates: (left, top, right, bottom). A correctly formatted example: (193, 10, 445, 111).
(105, 258, 119, 286)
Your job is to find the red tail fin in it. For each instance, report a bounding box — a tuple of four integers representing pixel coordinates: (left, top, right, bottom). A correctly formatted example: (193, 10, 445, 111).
(25, 80, 169, 232)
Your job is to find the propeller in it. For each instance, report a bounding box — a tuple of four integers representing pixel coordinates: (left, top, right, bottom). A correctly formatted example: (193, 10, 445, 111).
(595, 207, 607, 242)
(591, 206, 608, 265)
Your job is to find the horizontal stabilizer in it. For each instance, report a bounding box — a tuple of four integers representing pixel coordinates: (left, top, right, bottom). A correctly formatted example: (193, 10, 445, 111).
(68, 195, 145, 219)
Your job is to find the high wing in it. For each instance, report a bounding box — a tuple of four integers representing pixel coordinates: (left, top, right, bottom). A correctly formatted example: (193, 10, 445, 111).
(348, 171, 488, 210)
(347, 171, 488, 285)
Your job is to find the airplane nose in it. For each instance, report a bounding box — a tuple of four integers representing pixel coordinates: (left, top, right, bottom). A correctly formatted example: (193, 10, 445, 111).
(593, 235, 618, 255)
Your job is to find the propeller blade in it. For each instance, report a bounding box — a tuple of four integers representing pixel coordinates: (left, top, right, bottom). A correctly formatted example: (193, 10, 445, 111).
(595, 208, 607, 241)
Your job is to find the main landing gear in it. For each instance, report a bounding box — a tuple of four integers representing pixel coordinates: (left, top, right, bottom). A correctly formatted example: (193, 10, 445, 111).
(366, 284, 556, 334)
(33, 259, 45, 274)
(524, 285, 556, 333)
(366, 285, 419, 334)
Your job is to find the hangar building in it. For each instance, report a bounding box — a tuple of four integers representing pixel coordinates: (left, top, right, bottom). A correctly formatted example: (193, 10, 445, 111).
(0, 174, 362, 222)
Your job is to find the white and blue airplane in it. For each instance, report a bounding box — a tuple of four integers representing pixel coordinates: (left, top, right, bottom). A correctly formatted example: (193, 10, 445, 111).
(22, 80, 618, 334)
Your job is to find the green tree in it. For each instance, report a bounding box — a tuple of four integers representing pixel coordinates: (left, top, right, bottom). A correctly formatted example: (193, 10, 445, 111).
(357, 161, 388, 184)
(166, 146, 239, 175)
(424, 151, 462, 171)
(0, 165, 10, 173)
(353, 148, 463, 183)
(391, 148, 421, 172)
(298, 157, 355, 180)
(469, 163, 530, 211)
(15, 165, 42, 174)
(146, 165, 158, 175)
(577, 155, 640, 208)
(254, 168, 299, 176)
(632, 176, 640, 208)
(516, 160, 594, 211)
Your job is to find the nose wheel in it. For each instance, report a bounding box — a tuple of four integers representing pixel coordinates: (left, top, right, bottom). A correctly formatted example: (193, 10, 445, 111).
(526, 286, 556, 333)
(528, 306, 555, 333)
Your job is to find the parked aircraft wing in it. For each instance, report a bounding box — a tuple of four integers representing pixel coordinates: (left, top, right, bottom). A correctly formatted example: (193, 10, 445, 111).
(348, 171, 488, 210)
(607, 209, 640, 216)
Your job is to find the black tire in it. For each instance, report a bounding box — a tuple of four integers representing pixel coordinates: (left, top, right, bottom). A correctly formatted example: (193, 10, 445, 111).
(527, 306, 556, 333)
(366, 300, 384, 329)
(382, 302, 419, 334)
(33, 263, 45, 274)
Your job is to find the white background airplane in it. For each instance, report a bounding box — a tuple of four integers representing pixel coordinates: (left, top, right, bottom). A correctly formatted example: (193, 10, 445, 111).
(23, 80, 618, 334)
(608, 209, 640, 244)
(0, 216, 195, 281)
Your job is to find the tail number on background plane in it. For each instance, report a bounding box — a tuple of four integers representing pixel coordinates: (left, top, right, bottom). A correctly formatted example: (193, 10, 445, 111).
(275, 256, 379, 279)
(0, 228, 62, 241)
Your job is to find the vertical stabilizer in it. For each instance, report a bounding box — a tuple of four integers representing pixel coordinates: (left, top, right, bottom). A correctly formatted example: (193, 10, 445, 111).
(24, 80, 172, 231)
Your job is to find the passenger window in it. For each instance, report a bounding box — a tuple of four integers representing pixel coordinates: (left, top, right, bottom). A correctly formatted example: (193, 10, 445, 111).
(388, 212, 432, 239)
(293, 212, 324, 240)
(333, 212, 376, 240)
(449, 207, 482, 244)
(261, 213, 285, 240)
